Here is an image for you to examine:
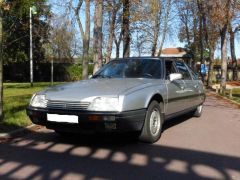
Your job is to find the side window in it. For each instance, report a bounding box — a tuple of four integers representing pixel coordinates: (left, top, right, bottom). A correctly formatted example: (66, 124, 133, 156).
(165, 60, 177, 79)
(175, 61, 192, 80)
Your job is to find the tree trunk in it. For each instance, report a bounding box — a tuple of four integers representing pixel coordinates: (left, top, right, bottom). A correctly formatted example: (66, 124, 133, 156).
(151, 10, 160, 57)
(82, 0, 90, 79)
(229, 26, 238, 81)
(220, 25, 228, 95)
(157, 0, 171, 57)
(192, 13, 198, 71)
(0, 2, 3, 120)
(197, 0, 204, 64)
(93, 0, 103, 74)
(115, 37, 120, 58)
(122, 0, 130, 57)
(207, 45, 215, 87)
(106, 2, 118, 63)
(74, 0, 90, 80)
(114, 29, 123, 59)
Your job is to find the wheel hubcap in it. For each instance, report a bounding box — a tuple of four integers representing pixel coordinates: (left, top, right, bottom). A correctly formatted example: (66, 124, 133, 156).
(149, 108, 161, 136)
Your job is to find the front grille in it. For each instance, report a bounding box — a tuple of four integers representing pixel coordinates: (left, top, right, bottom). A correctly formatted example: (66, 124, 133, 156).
(47, 100, 90, 110)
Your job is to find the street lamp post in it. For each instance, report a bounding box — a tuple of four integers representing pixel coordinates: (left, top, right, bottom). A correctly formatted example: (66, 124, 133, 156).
(29, 6, 37, 87)
(29, 6, 33, 87)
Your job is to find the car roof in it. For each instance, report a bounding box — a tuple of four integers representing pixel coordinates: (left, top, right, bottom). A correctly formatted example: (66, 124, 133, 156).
(112, 57, 184, 62)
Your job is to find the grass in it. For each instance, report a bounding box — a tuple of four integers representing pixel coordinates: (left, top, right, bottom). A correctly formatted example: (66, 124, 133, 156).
(231, 89, 240, 104)
(0, 82, 62, 133)
(222, 88, 240, 104)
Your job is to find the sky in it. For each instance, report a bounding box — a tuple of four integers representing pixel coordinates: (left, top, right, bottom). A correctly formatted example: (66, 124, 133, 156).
(48, 0, 240, 59)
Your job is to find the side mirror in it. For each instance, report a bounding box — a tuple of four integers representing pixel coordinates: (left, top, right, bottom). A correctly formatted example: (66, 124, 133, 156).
(170, 73, 183, 82)
(88, 74, 93, 79)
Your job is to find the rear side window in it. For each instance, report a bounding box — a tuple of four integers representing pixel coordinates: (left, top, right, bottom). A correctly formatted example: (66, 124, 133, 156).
(175, 61, 192, 80)
(186, 64, 199, 80)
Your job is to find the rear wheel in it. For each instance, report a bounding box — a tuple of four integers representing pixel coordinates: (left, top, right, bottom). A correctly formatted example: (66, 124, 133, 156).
(139, 101, 163, 143)
(193, 104, 203, 117)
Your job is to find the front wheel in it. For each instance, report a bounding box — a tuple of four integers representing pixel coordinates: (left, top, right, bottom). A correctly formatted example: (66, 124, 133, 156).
(139, 101, 163, 143)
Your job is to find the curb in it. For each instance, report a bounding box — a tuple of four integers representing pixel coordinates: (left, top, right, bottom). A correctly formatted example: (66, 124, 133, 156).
(206, 89, 240, 109)
(0, 124, 43, 139)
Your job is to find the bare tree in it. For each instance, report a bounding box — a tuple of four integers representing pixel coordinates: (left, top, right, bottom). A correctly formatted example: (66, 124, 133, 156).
(150, 0, 161, 56)
(73, 0, 90, 79)
(157, 0, 172, 57)
(229, 24, 239, 81)
(93, 0, 103, 74)
(122, 0, 130, 57)
(207, 0, 235, 93)
(50, 18, 78, 62)
(105, 0, 121, 63)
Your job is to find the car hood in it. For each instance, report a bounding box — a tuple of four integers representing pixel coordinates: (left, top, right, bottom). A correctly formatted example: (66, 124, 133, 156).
(42, 78, 153, 101)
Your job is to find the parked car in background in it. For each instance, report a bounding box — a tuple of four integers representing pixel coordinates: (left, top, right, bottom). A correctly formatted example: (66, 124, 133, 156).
(27, 57, 205, 143)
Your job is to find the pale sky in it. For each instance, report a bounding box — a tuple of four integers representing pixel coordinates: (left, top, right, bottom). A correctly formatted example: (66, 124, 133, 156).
(48, 0, 240, 59)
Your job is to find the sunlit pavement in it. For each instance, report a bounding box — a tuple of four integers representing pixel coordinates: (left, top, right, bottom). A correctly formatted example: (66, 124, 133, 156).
(0, 94, 240, 180)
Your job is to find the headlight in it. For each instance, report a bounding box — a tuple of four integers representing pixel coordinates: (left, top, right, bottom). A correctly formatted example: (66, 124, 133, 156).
(30, 94, 47, 108)
(87, 97, 120, 111)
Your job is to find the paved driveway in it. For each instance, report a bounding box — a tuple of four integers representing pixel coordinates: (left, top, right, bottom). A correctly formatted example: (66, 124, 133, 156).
(0, 93, 240, 180)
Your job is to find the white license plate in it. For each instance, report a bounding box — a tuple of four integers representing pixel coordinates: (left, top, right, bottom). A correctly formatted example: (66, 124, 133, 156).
(47, 114, 78, 124)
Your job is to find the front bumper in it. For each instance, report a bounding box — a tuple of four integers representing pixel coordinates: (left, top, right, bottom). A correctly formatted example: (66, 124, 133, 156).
(26, 106, 146, 133)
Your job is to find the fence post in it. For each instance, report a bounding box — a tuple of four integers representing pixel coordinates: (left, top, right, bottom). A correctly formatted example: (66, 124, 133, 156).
(229, 89, 233, 99)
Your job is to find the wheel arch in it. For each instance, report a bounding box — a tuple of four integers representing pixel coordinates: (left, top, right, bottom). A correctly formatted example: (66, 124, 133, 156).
(146, 93, 165, 114)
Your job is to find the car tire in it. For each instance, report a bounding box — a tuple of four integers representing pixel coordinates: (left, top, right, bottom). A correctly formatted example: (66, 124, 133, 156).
(193, 104, 203, 117)
(139, 100, 163, 143)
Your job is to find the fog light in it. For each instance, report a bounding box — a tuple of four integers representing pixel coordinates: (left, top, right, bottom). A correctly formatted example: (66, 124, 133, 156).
(103, 116, 115, 122)
(105, 123, 117, 130)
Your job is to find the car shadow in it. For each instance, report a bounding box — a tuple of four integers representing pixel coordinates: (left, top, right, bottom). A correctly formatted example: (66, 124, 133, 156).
(0, 114, 239, 180)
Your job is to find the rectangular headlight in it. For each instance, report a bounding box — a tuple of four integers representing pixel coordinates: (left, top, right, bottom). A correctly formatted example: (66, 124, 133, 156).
(87, 97, 120, 112)
(30, 94, 47, 108)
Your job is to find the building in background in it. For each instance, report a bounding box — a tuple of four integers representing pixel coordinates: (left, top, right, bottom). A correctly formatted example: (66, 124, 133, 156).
(160, 47, 193, 66)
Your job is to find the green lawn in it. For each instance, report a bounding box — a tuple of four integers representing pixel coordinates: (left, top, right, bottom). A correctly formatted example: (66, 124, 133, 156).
(0, 82, 62, 133)
(231, 89, 240, 104)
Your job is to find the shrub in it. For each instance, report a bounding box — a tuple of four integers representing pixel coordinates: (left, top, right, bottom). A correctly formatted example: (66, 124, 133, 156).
(66, 64, 82, 81)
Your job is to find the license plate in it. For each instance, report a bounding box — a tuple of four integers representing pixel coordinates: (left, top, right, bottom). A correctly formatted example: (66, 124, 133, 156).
(47, 114, 78, 124)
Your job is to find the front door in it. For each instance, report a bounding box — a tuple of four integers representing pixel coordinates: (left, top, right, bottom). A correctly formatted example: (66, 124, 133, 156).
(164, 60, 188, 115)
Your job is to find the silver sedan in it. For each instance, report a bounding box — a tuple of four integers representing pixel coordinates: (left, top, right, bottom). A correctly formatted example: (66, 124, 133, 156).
(27, 57, 205, 143)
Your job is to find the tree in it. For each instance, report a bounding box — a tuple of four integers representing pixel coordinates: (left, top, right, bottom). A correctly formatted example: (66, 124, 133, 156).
(177, 0, 203, 70)
(229, 24, 239, 81)
(157, 0, 172, 57)
(3, 0, 50, 65)
(105, 0, 121, 63)
(93, 0, 103, 74)
(207, 0, 234, 93)
(50, 18, 78, 62)
(0, 0, 4, 120)
(73, 0, 90, 79)
(122, 0, 130, 57)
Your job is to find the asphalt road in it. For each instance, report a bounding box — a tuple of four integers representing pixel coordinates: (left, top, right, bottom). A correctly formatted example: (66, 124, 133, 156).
(0, 93, 240, 180)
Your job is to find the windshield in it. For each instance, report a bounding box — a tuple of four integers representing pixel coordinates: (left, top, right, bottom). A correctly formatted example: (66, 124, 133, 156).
(92, 59, 162, 79)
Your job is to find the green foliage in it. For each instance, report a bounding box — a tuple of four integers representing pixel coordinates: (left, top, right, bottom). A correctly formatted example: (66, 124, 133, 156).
(66, 64, 94, 81)
(66, 64, 82, 81)
(3, 0, 51, 65)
